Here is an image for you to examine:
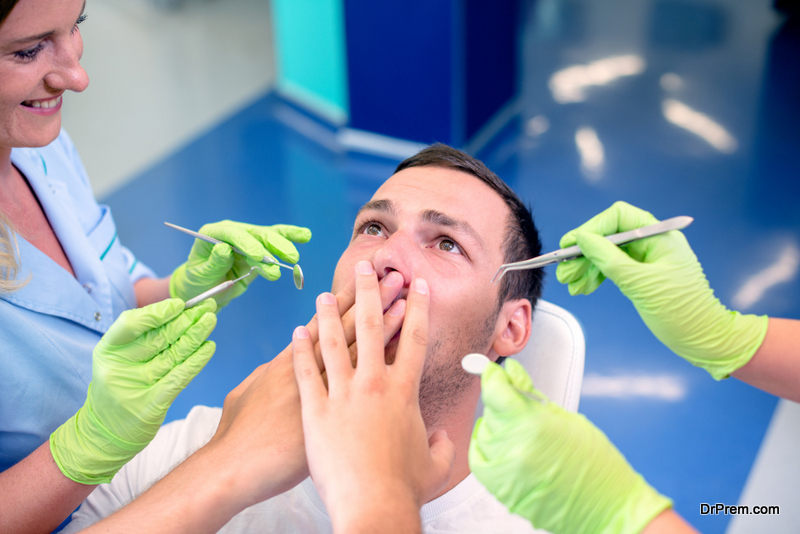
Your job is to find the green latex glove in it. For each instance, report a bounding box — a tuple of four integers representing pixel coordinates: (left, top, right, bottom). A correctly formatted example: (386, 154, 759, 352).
(556, 201, 768, 380)
(469, 359, 672, 534)
(170, 220, 312, 308)
(50, 298, 217, 484)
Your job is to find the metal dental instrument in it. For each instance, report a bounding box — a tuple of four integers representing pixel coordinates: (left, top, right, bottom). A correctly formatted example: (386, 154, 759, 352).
(491, 216, 694, 284)
(165, 222, 305, 290)
(461, 353, 548, 404)
(185, 267, 257, 309)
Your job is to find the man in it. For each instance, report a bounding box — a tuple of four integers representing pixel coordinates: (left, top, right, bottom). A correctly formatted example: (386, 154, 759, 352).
(65, 144, 546, 533)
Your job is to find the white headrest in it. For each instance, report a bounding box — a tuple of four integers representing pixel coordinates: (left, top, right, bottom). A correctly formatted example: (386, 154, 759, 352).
(475, 299, 585, 418)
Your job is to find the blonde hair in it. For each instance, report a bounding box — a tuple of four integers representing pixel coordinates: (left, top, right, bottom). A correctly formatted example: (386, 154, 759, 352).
(0, 210, 29, 292)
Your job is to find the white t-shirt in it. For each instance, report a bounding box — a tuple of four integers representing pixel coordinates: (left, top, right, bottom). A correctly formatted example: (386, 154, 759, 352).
(65, 406, 545, 533)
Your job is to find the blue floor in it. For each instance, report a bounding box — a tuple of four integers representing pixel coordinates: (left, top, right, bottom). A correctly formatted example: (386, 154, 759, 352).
(102, 2, 799, 532)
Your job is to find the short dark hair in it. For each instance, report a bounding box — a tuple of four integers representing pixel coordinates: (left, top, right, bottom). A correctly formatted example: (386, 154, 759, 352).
(1, 0, 20, 27)
(395, 144, 543, 365)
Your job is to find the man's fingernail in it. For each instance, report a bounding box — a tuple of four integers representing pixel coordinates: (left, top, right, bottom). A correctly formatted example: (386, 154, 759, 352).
(356, 261, 374, 275)
(412, 278, 428, 294)
(387, 299, 406, 316)
(294, 326, 310, 339)
(319, 292, 336, 305)
(381, 271, 401, 287)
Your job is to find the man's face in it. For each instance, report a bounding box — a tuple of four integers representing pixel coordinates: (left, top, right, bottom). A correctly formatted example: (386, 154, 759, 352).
(332, 165, 512, 426)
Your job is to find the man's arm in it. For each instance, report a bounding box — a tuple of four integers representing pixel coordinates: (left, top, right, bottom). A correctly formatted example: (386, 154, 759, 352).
(81, 268, 409, 533)
(0, 443, 94, 534)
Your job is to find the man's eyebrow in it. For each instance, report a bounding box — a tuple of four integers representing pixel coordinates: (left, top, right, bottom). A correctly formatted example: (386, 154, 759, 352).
(8, 1, 86, 46)
(421, 209, 484, 250)
(356, 198, 396, 218)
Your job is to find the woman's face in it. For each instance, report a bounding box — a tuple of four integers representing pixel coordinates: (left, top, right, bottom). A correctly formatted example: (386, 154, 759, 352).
(0, 0, 88, 150)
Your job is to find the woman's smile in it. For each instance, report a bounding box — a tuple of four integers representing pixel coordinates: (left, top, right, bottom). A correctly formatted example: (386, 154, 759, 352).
(20, 94, 62, 115)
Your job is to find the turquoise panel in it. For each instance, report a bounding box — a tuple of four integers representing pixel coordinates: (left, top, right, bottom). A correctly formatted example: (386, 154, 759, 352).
(272, 0, 349, 124)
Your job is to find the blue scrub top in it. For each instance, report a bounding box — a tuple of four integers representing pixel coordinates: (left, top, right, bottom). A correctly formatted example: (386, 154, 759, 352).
(0, 130, 155, 472)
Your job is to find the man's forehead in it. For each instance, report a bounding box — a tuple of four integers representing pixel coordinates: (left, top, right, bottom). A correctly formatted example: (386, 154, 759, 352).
(371, 166, 507, 211)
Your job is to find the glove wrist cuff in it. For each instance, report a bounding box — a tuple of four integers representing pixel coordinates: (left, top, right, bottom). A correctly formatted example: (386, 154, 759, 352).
(702, 313, 769, 380)
(168, 264, 185, 299)
(50, 403, 148, 485)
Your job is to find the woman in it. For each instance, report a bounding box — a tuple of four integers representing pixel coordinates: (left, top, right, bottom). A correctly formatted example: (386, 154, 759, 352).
(0, 0, 310, 531)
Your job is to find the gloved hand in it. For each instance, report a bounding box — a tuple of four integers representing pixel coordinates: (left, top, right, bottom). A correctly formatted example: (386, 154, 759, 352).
(50, 298, 217, 484)
(170, 221, 312, 309)
(555, 201, 768, 379)
(469, 359, 671, 534)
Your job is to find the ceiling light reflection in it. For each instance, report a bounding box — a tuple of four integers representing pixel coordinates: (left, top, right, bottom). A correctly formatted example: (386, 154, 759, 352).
(732, 241, 800, 310)
(526, 115, 550, 137)
(549, 54, 646, 103)
(662, 98, 738, 153)
(581, 374, 687, 401)
(575, 126, 604, 181)
(660, 72, 684, 91)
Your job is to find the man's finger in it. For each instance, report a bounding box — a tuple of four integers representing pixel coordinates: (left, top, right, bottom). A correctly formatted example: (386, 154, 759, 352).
(292, 326, 327, 411)
(347, 297, 405, 368)
(394, 278, 430, 387)
(315, 269, 403, 367)
(315, 292, 353, 390)
(425, 429, 456, 502)
(353, 261, 385, 375)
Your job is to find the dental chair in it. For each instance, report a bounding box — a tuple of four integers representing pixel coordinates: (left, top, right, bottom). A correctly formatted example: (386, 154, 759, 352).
(476, 299, 585, 416)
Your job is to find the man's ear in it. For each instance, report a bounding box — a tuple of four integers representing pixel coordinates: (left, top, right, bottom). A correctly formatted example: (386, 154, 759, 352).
(491, 299, 532, 359)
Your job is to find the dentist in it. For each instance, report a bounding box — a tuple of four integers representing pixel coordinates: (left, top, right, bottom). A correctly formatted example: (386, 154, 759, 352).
(0, 1, 309, 532)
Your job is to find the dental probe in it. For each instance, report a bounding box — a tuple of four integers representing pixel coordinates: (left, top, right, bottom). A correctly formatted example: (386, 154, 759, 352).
(461, 353, 548, 404)
(184, 267, 257, 309)
(165, 222, 304, 290)
(491, 216, 693, 284)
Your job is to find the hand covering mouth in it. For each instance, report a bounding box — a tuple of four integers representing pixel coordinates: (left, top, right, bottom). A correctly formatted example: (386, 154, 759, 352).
(385, 287, 409, 314)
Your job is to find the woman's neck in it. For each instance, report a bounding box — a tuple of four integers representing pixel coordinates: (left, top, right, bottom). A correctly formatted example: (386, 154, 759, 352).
(0, 148, 77, 278)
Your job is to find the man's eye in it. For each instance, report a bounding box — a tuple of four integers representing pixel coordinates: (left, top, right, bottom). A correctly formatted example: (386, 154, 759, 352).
(364, 223, 382, 236)
(437, 238, 462, 254)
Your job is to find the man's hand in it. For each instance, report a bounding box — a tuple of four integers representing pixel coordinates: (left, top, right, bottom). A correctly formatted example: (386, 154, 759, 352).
(470, 359, 673, 534)
(200, 267, 409, 510)
(170, 220, 311, 309)
(555, 201, 768, 380)
(292, 261, 455, 534)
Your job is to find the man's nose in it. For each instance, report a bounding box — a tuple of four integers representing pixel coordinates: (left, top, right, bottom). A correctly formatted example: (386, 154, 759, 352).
(44, 37, 89, 93)
(372, 231, 417, 280)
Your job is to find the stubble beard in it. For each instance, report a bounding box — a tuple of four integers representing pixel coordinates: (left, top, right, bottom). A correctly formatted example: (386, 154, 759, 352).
(417, 310, 498, 428)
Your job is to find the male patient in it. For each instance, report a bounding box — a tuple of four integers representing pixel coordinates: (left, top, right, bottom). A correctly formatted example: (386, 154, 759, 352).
(65, 144, 545, 533)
